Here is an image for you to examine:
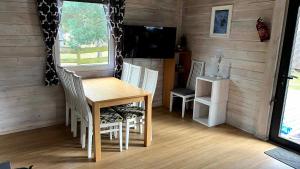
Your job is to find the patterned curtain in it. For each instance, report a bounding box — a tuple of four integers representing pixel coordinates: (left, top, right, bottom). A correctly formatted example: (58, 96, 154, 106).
(104, 0, 126, 79)
(37, 0, 63, 86)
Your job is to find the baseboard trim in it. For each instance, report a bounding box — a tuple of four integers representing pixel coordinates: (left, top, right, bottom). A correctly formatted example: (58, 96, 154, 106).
(0, 120, 64, 136)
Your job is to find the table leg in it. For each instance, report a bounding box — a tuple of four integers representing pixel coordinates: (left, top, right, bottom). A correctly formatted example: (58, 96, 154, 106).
(144, 94, 152, 147)
(92, 103, 101, 161)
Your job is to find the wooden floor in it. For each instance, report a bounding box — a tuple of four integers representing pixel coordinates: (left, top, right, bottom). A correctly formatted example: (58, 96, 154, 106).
(0, 107, 292, 169)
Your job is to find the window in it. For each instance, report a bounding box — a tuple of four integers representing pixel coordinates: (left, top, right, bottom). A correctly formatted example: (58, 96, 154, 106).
(57, 1, 112, 69)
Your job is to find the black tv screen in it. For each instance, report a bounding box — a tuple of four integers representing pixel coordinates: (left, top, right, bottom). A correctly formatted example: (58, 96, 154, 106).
(123, 25, 176, 58)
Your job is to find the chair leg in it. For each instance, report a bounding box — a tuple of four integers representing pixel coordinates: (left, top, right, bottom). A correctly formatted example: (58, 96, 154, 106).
(73, 113, 77, 138)
(136, 118, 140, 132)
(81, 123, 86, 149)
(80, 120, 83, 146)
(66, 104, 69, 126)
(182, 98, 186, 118)
(80, 122, 82, 145)
(139, 117, 144, 134)
(109, 127, 113, 140)
(133, 118, 137, 130)
(70, 109, 74, 133)
(125, 121, 130, 150)
(87, 126, 93, 159)
(114, 126, 118, 139)
(119, 123, 123, 152)
(169, 93, 173, 112)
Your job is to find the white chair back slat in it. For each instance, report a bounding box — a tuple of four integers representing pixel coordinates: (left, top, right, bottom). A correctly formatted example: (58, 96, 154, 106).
(186, 61, 205, 90)
(64, 69, 78, 109)
(57, 66, 71, 126)
(142, 68, 159, 99)
(56, 66, 65, 88)
(72, 74, 93, 126)
(57, 66, 69, 101)
(128, 64, 142, 87)
(121, 62, 131, 82)
(63, 69, 81, 136)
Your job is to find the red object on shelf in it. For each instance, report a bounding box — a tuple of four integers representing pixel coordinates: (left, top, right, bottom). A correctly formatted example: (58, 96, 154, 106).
(256, 17, 270, 42)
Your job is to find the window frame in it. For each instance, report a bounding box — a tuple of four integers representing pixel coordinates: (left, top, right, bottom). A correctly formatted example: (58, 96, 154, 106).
(64, 0, 108, 4)
(55, 0, 114, 72)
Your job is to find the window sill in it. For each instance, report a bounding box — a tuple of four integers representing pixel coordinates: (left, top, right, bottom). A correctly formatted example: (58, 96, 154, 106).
(61, 64, 114, 72)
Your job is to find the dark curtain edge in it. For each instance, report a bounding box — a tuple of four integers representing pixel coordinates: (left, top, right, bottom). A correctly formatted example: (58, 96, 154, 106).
(37, 0, 62, 86)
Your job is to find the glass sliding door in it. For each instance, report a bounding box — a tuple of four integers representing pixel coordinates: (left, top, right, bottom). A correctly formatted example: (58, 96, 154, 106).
(270, 0, 300, 152)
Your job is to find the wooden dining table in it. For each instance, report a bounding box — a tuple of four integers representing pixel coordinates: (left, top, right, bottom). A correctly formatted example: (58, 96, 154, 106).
(82, 77, 152, 162)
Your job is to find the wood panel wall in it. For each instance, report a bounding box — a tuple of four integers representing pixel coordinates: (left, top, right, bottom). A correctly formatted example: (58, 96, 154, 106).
(0, 0, 180, 134)
(256, 0, 288, 139)
(125, 0, 180, 27)
(0, 0, 65, 135)
(182, 0, 275, 133)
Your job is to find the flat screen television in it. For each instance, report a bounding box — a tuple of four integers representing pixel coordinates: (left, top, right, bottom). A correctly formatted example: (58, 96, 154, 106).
(123, 25, 177, 59)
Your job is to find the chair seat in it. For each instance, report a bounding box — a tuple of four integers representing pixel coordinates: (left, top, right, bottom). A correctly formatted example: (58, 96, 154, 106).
(113, 106, 144, 120)
(172, 88, 195, 96)
(100, 108, 123, 124)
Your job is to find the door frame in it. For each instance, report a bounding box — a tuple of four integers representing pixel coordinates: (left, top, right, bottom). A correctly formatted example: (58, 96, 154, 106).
(269, 0, 300, 152)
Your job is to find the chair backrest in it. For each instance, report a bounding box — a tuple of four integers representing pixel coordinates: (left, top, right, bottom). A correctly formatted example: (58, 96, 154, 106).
(56, 66, 64, 81)
(64, 69, 78, 108)
(57, 66, 70, 102)
(56, 66, 65, 87)
(186, 60, 205, 90)
(142, 68, 159, 99)
(57, 66, 67, 90)
(72, 74, 92, 125)
(128, 64, 142, 87)
(121, 62, 131, 82)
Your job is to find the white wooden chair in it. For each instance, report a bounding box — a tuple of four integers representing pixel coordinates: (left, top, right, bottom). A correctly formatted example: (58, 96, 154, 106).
(127, 64, 142, 87)
(72, 74, 123, 158)
(121, 62, 131, 82)
(56, 66, 70, 126)
(137, 68, 159, 133)
(170, 60, 205, 118)
(113, 68, 158, 149)
(58, 67, 82, 140)
(64, 69, 80, 137)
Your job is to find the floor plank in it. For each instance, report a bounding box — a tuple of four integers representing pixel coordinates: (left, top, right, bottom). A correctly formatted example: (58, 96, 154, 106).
(0, 107, 292, 169)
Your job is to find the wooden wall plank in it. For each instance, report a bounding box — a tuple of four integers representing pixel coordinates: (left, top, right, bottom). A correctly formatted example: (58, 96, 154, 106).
(0, 13, 39, 25)
(0, 36, 44, 47)
(0, 2, 36, 14)
(0, 24, 41, 36)
(0, 47, 45, 57)
(182, 0, 275, 134)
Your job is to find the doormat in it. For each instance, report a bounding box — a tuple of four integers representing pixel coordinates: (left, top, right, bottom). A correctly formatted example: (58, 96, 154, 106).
(265, 147, 300, 169)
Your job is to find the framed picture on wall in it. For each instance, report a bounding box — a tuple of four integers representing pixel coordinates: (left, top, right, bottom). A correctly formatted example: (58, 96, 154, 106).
(210, 5, 233, 38)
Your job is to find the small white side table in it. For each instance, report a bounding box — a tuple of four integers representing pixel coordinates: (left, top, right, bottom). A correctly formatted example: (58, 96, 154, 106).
(193, 76, 229, 127)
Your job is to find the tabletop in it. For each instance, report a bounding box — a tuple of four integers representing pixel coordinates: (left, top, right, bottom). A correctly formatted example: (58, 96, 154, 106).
(82, 77, 150, 104)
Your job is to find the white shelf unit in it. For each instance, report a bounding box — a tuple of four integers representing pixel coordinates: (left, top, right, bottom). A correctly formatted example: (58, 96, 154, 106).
(193, 76, 229, 127)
